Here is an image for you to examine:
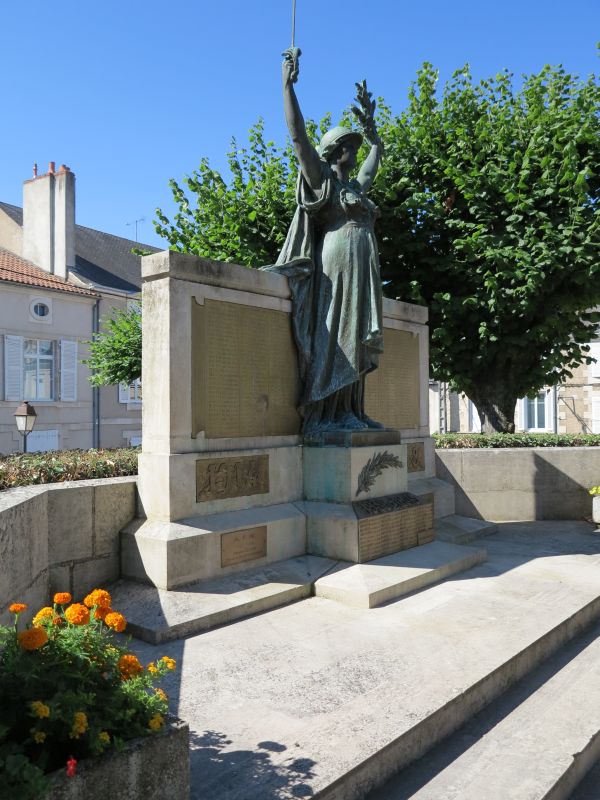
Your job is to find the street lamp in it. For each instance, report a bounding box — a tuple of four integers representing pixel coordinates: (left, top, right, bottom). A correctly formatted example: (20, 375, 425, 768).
(14, 401, 37, 453)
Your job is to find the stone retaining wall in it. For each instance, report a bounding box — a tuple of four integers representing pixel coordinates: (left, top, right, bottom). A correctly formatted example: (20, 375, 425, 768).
(436, 447, 600, 521)
(0, 477, 136, 623)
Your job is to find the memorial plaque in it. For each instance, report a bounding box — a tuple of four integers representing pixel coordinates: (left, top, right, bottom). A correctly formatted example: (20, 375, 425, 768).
(221, 526, 267, 568)
(407, 442, 426, 473)
(192, 298, 301, 439)
(196, 454, 269, 502)
(353, 492, 420, 518)
(365, 328, 420, 430)
(358, 502, 434, 562)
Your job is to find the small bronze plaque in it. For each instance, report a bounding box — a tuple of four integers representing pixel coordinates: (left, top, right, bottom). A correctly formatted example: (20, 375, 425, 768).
(407, 442, 426, 473)
(358, 502, 434, 562)
(221, 526, 267, 568)
(196, 454, 269, 502)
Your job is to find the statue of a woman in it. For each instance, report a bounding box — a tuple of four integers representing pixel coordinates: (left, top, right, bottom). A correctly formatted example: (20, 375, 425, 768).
(268, 48, 385, 434)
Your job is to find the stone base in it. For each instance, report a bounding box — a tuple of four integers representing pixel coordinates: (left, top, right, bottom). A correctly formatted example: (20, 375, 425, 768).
(121, 503, 306, 589)
(303, 429, 402, 448)
(298, 495, 434, 563)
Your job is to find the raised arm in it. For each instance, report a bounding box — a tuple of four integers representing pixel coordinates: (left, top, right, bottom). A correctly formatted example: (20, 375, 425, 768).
(353, 80, 383, 192)
(282, 48, 322, 189)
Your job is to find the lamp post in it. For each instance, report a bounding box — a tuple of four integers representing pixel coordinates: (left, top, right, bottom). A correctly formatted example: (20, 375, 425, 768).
(14, 401, 37, 454)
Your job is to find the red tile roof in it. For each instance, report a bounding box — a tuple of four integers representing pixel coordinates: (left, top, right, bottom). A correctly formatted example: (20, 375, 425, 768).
(0, 248, 99, 297)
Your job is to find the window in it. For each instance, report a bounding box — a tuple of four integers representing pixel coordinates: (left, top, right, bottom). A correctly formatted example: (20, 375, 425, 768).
(4, 336, 78, 402)
(29, 296, 53, 324)
(467, 400, 482, 433)
(119, 378, 142, 404)
(521, 390, 553, 431)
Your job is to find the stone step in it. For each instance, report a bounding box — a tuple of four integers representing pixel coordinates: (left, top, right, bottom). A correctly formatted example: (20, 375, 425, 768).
(314, 541, 487, 608)
(109, 555, 337, 644)
(367, 622, 600, 800)
(124, 521, 600, 800)
(434, 513, 497, 543)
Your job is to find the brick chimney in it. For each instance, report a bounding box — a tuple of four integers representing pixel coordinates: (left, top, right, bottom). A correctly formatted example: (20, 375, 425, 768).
(22, 162, 75, 279)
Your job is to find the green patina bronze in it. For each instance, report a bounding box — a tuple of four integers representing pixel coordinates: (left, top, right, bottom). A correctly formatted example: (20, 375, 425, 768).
(264, 49, 385, 435)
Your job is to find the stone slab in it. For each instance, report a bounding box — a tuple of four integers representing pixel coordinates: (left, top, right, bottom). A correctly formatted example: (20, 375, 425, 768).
(409, 476, 456, 518)
(111, 555, 336, 643)
(124, 520, 600, 800)
(434, 514, 498, 544)
(314, 541, 487, 608)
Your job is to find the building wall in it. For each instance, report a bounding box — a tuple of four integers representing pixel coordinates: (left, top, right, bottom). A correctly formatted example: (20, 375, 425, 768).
(0, 209, 23, 255)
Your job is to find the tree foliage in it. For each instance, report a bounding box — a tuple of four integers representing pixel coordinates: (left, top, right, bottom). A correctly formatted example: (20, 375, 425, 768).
(154, 59, 599, 431)
(84, 307, 141, 386)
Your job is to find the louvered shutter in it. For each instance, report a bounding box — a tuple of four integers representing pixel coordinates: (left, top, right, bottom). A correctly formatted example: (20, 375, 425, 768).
(118, 383, 130, 403)
(60, 340, 78, 401)
(4, 335, 23, 401)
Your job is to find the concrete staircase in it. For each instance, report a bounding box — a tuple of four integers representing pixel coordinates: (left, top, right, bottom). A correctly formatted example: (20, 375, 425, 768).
(123, 520, 600, 800)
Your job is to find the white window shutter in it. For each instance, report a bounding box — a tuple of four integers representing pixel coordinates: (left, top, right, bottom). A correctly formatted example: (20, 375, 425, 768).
(590, 343, 600, 379)
(118, 383, 130, 404)
(60, 339, 78, 401)
(4, 335, 23, 401)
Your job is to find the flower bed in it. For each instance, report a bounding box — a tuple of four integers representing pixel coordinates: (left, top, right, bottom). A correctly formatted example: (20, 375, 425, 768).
(0, 589, 184, 799)
(434, 432, 600, 449)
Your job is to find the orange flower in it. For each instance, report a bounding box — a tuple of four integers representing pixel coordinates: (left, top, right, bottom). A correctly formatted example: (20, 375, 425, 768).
(9, 603, 27, 614)
(155, 688, 168, 702)
(94, 605, 111, 621)
(104, 611, 126, 633)
(118, 654, 143, 679)
(52, 615, 64, 626)
(64, 603, 90, 626)
(18, 627, 48, 651)
(83, 589, 112, 609)
(32, 607, 54, 626)
(53, 592, 72, 605)
(159, 656, 176, 671)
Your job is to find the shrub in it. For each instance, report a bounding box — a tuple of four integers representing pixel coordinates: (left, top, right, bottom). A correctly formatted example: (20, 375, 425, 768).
(0, 448, 139, 491)
(0, 590, 176, 799)
(434, 433, 600, 449)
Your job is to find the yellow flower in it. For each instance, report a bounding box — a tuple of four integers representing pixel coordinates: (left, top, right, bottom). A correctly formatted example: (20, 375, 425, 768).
(98, 731, 110, 745)
(148, 714, 164, 731)
(155, 688, 168, 702)
(69, 711, 88, 739)
(83, 589, 112, 609)
(30, 701, 50, 719)
(18, 627, 48, 651)
(147, 662, 158, 675)
(104, 611, 126, 633)
(32, 607, 54, 626)
(9, 603, 27, 614)
(53, 592, 72, 605)
(65, 603, 90, 626)
(118, 654, 143, 679)
(159, 656, 176, 671)
(31, 730, 46, 744)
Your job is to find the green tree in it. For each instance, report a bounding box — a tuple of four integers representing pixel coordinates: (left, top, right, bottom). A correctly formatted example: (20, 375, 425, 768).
(153, 60, 599, 432)
(84, 307, 141, 386)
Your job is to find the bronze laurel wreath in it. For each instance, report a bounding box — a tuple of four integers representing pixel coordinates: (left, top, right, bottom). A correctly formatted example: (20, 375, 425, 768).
(355, 451, 403, 497)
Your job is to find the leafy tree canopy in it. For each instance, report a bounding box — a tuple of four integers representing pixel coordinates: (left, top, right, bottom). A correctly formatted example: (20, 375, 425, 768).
(83, 307, 141, 387)
(123, 59, 599, 432)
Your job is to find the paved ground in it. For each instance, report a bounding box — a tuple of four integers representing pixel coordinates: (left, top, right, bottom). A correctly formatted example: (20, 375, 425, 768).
(122, 521, 600, 799)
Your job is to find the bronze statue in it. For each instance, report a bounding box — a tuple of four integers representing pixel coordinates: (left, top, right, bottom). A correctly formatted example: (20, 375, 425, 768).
(266, 48, 385, 435)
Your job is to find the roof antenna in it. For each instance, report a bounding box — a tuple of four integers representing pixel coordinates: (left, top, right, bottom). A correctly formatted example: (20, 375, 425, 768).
(126, 216, 145, 242)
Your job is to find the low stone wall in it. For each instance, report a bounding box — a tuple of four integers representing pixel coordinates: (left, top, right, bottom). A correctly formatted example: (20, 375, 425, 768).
(0, 477, 136, 623)
(436, 447, 600, 521)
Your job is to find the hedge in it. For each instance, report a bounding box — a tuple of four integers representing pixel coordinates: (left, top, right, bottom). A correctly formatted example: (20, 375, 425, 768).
(434, 433, 600, 449)
(0, 447, 139, 491)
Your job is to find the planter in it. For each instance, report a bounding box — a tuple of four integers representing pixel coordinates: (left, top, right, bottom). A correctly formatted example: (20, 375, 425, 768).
(593, 495, 600, 525)
(46, 717, 189, 800)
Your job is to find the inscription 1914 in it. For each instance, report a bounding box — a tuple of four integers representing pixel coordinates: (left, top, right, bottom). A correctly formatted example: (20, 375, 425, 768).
(196, 454, 269, 502)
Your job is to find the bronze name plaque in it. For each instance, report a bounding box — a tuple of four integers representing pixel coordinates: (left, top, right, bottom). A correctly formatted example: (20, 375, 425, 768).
(196, 454, 269, 502)
(407, 442, 426, 473)
(221, 526, 267, 568)
(358, 503, 434, 562)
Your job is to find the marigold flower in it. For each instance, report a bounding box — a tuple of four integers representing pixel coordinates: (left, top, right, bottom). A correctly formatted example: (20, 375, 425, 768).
(69, 711, 88, 739)
(118, 654, 143, 679)
(53, 592, 72, 605)
(32, 607, 54, 626)
(94, 605, 111, 621)
(66, 756, 77, 778)
(30, 700, 50, 719)
(65, 603, 90, 626)
(52, 615, 64, 626)
(147, 661, 158, 675)
(32, 730, 46, 744)
(83, 589, 112, 609)
(155, 688, 168, 702)
(98, 731, 110, 745)
(18, 627, 48, 651)
(9, 603, 27, 614)
(148, 714, 164, 731)
(159, 656, 176, 671)
(104, 611, 126, 633)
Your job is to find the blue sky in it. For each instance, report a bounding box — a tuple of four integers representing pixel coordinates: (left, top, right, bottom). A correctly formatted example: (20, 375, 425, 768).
(1, 0, 598, 249)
